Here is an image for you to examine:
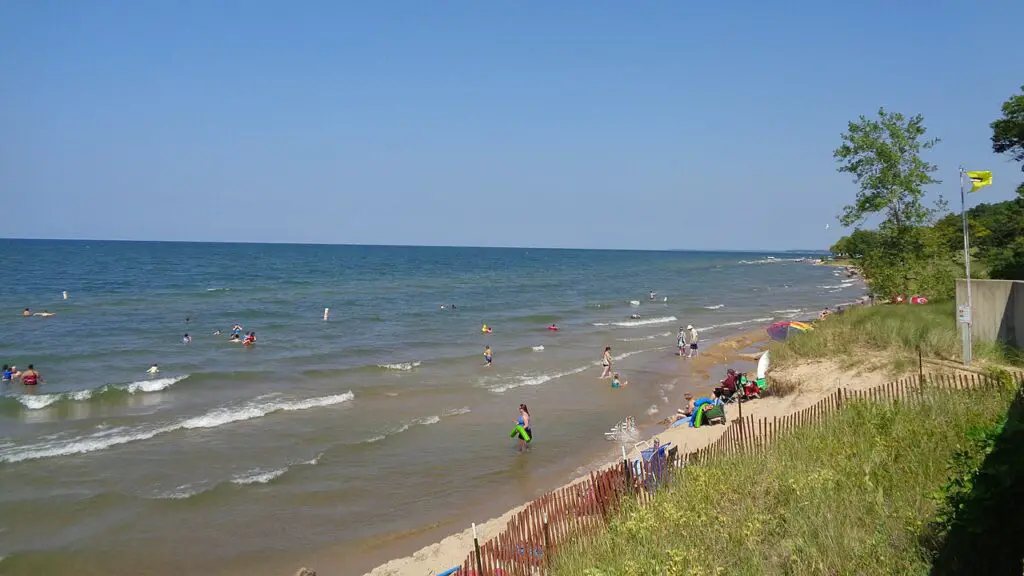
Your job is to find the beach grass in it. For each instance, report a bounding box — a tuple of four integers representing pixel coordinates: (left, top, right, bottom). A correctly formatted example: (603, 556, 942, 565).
(549, 385, 1016, 576)
(770, 302, 1022, 373)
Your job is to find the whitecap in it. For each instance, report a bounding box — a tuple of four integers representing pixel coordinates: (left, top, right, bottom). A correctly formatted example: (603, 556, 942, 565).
(376, 361, 421, 371)
(532, 345, 545, 351)
(595, 315, 677, 328)
(121, 375, 189, 394)
(704, 304, 725, 310)
(0, 391, 354, 464)
(231, 467, 288, 485)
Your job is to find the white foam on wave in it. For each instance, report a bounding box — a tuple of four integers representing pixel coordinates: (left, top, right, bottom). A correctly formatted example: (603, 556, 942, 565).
(180, 392, 355, 430)
(156, 483, 209, 500)
(0, 392, 354, 464)
(697, 317, 775, 332)
(704, 304, 725, 310)
(532, 345, 545, 351)
(121, 375, 189, 394)
(738, 257, 803, 265)
(12, 375, 190, 411)
(361, 406, 470, 443)
(594, 315, 677, 328)
(490, 349, 649, 394)
(772, 309, 801, 314)
(231, 467, 288, 485)
(376, 361, 421, 371)
(205, 287, 230, 292)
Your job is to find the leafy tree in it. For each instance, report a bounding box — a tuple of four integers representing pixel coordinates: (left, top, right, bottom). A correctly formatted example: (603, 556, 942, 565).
(834, 108, 941, 299)
(985, 85, 1024, 279)
(991, 84, 1024, 196)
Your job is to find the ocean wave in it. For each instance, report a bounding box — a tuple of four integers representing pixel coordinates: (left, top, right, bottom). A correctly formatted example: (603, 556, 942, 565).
(490, 349, 648, 394)
(376, 361, 421, 371)
(3, 375, 190, 411)
(155, 452, 323, 499)
(772, 309, 801, 314)
(594, 315, 677, 328)
(738, 257, 804, 265)
(697, 317, 775, 332)
(532, 345, 545, 351)
(361, 406, 471, 443)
(704, 304, 725, 310)
(0, 391, 354, 464)
(231, 467, 288, 485)
(205, 287, 230, 292)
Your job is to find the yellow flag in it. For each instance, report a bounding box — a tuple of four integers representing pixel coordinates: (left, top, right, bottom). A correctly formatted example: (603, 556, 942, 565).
(967, 170, 993, 193)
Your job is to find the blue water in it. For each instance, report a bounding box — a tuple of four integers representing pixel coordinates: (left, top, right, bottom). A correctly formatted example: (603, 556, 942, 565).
(0, 240, 860, 575)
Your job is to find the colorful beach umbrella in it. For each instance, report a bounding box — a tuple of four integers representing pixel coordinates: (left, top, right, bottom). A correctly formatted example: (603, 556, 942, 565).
(767, 320, 812, 341)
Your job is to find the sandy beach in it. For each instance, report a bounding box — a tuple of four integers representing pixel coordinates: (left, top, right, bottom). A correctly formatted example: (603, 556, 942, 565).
(356, 324, 903, 576)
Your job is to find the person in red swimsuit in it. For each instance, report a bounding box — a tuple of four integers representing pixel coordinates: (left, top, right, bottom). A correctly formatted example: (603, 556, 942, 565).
(20, 364, 41, 386)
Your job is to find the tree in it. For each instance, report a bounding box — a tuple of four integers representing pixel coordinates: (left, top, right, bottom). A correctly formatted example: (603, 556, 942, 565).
(991, 84, 1024, 196)
(986, 85, 1024, 279)
(834, 108, 941, 299)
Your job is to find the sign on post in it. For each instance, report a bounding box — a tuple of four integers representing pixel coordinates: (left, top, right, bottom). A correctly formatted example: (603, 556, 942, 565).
(957, 305, 971, 325)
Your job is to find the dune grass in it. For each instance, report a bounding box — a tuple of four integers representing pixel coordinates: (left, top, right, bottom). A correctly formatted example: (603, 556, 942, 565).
(550, 386, 1016, 576)
(770, 302, 1020, 374)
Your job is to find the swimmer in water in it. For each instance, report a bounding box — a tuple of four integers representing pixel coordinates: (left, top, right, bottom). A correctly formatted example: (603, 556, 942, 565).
(243, 332, 256, 346)
(630, 313, 641, 319)
(22, 308, 31, 317)
(484, 345, 492, 367)
(213, 330, 222, 336)
(611, 373, 628, 388)
(20, 364, 41, 386)
(548, 323, 558, 331)
(2, 365, 13, 383)
(515, 403, 532, 452)
(146, 364, 160, 375)
(229, 332, 242, 342)
(182, 333, 192, 345)
(482, 324, 492, 333)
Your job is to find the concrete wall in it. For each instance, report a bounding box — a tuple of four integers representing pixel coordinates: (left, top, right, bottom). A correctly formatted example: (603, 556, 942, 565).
(956, 279, 1024, 349)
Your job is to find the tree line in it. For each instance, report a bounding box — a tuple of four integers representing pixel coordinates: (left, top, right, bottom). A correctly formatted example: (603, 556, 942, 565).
(829, 85, 1024, 300)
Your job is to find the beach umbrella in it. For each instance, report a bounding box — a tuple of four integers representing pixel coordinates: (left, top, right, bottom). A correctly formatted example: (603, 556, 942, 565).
(767, 321, 812, 341)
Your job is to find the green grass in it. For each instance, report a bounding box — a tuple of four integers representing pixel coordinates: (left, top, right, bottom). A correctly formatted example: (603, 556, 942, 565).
(769, 303, 1020, 373)
(550, 387, 1015, 576)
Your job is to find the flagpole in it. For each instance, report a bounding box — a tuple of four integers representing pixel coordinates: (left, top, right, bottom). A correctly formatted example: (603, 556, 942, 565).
(959, 166, 973, 366)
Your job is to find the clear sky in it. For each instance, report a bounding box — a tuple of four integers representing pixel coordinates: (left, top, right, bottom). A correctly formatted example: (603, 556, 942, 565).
(2, 0, 1021, 250)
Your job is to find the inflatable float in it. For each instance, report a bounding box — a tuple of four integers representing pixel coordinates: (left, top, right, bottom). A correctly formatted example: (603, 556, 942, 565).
(510, 425, 531, 443)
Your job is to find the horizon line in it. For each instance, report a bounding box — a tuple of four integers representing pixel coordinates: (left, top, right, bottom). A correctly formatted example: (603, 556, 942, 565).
(0, 236, 832, 254)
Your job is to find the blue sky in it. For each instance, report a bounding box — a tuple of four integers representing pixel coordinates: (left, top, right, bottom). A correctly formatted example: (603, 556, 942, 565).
(2, 0, 1021, 250)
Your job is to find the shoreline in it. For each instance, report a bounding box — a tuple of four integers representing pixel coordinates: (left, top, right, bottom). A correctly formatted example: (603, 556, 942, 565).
(357, 327, 776, 576)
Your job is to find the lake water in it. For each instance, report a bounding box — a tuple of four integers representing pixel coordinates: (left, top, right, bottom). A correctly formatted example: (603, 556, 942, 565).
(0, 240, 861, 575)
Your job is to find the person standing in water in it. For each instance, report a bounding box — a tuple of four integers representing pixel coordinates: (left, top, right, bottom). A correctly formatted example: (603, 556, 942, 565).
(686, 324, 699, 358)
(484, 345, 492, 367)
(515, 404, 532, 452)
(677, 327, 686, 356)
(20, 364, 41, 386)
(600, 346, 613, 379)
(146, 364, 160, 374)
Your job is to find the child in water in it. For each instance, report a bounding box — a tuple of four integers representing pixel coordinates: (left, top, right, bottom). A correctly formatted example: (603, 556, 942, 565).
(484, 345, 492, 367)
(611, 373, 628, 388)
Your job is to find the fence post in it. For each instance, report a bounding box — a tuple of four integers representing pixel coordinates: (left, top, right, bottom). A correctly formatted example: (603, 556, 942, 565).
(472, 523, 484, 576)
